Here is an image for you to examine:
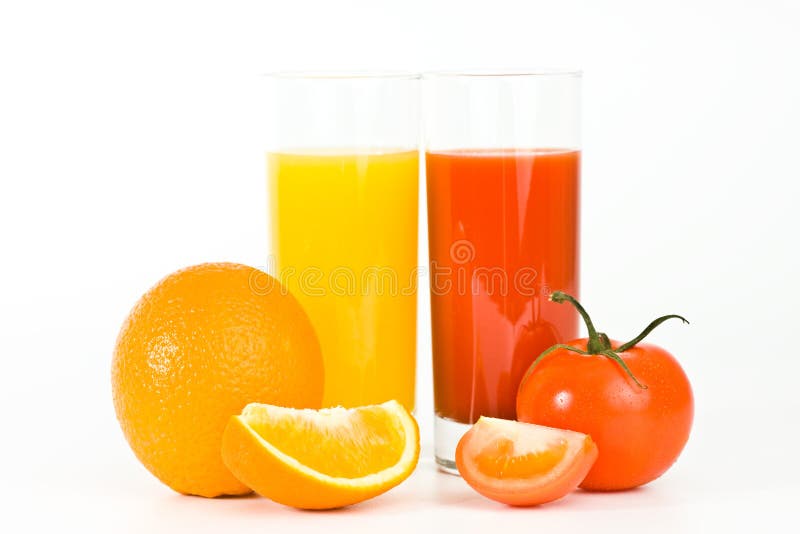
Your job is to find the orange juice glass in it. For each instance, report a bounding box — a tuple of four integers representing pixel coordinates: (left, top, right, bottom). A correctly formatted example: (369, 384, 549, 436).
(267, 74, 420, 410)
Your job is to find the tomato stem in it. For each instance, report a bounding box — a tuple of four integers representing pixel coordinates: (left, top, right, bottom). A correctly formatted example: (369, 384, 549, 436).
(546, 291, 691, 390)
(549, 291, 611, 353)
(601, 350, 648, 389)
(615, 314, 690, 353)
(520, 343, 588, 387)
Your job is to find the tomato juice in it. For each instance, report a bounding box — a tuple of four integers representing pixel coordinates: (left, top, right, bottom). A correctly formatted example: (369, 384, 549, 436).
(426, 149, 580, 423)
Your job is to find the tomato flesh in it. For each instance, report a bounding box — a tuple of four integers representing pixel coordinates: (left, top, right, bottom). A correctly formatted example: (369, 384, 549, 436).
(456, 417, 598, 506)
(475, 436, 568, 479)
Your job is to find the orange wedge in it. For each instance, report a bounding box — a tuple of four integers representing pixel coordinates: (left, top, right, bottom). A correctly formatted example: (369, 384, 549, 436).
(220, 400, 419, 509)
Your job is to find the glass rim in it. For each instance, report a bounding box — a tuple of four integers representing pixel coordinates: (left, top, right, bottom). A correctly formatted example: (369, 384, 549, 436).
(423, 68, 582, 79)
(265, 71, 421, 81)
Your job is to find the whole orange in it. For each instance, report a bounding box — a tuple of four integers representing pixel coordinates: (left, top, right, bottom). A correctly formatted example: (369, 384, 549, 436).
(111, 262, 324, 497)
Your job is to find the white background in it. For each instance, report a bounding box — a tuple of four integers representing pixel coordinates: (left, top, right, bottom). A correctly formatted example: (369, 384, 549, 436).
(1, 1, 799, 532)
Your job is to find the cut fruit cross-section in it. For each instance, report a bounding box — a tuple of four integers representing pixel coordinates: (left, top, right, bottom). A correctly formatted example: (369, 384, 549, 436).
(456, 417, 598, 506)
(221, 400, 419, 509)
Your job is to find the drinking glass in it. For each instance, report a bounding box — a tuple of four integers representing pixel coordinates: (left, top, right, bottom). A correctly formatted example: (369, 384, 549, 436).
(424, 71, 581, 472)
(267, 73, 420, 410)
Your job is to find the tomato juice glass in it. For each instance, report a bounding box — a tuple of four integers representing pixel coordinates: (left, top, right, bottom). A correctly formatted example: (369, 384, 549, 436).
(424, 71, 581, 472)
(267, 74, 420, 411)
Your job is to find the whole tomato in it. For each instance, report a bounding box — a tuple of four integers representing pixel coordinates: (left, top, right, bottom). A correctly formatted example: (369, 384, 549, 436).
(516, 292, 694, 491)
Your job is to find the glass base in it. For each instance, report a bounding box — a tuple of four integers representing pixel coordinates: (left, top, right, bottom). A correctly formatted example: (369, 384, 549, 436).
(434, 416, 472, 475)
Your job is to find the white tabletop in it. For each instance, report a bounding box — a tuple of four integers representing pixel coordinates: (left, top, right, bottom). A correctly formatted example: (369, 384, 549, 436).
(3, 420, 796, 533)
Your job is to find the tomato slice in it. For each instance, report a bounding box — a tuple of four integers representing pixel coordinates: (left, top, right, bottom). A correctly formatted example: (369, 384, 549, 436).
(455, 417, 598, 506)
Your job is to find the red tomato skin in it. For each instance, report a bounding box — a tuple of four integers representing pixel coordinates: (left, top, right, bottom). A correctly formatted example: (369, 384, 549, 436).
(516, 340, 694, 491)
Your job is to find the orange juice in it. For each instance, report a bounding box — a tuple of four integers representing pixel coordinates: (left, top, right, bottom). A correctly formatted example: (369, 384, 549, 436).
(269, 150, 418, 410)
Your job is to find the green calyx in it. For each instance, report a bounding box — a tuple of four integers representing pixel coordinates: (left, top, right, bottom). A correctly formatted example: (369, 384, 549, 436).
(530, 291, 689, 389)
